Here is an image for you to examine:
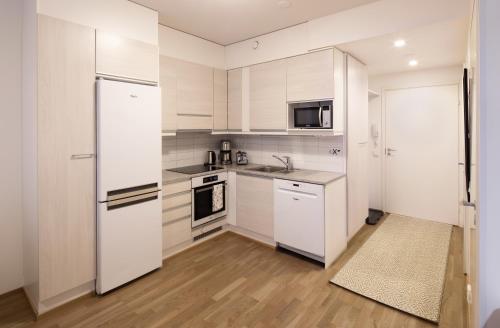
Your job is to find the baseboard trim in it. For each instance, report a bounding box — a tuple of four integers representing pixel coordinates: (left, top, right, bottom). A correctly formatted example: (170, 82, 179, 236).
(37, 281, 95, 316)
(226, 225, 276, 248)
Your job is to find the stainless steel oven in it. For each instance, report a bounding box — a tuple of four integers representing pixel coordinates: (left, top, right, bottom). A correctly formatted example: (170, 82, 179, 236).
(191, 172, 228, 228)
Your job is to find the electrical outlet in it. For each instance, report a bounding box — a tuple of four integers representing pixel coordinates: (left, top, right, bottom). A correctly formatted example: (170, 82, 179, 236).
(329, 148, 341, 156)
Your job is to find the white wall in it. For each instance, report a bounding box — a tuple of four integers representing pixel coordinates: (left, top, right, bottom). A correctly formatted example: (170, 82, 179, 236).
(0, 0, 24, 295)
(225, 0, 469, 69)
(158, 25, 225, 69)
(22, 0, 39, 304)
(479, 0, 500, 325)
(225, 23, 309, 69)
(367, 66, 463, 210)
(37, 0, 158, 44)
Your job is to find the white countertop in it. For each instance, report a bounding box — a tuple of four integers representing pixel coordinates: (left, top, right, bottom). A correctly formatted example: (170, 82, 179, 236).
(163, 163, 345, 186)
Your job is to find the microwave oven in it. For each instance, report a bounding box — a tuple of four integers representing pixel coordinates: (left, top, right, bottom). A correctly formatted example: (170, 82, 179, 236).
(291, 100, 333, 129)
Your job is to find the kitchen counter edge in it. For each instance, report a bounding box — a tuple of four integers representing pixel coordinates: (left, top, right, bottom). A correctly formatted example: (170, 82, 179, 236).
(162, 164, 345, 186)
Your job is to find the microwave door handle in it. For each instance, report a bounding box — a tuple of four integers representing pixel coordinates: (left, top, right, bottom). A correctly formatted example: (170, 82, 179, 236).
(319, 107, 323, 126)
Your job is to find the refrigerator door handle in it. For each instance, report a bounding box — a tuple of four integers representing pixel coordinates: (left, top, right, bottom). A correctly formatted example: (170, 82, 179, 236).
(107, 183, 159, 202)
(107, 190, 159, 210)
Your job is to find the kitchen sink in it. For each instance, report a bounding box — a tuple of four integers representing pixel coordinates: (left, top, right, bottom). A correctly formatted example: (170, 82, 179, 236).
(247, 166, 285, 173)
(246, 166, 297, 174)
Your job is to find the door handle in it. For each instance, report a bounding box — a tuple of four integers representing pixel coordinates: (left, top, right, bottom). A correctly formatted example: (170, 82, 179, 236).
(71, 154, 95, 160)
(386, 148, 397, 156)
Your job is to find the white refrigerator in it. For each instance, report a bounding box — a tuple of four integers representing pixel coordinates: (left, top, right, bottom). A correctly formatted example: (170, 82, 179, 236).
(96, 79, 162, 294)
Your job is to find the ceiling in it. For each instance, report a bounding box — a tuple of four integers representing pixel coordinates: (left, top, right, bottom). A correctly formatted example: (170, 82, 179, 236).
(132, 0, 381, 45)
(338, 18, 468, 76)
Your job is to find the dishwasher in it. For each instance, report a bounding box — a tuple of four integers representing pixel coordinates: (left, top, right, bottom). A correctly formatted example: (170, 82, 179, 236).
(274, 179, 325, 257)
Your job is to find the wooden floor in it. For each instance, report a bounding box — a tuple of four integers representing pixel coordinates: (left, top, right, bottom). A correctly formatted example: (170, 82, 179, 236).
(0, 218, 466, 328)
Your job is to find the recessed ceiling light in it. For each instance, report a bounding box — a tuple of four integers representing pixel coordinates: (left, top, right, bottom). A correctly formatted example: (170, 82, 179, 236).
(393, 39, 406, 48)
(408, 59, 418, 67)
(277, 0, 291, 8)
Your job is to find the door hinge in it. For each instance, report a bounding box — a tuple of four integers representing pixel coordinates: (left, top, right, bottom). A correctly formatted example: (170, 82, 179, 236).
(467, 284, 472, 304)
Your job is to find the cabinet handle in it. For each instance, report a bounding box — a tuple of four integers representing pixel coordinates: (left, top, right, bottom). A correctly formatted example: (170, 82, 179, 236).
(293, 197, 299, 201)
(71, 154, 95, 160)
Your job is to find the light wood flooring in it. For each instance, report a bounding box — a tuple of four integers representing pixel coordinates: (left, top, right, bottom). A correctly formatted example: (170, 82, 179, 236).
(0, 218, 466, 328)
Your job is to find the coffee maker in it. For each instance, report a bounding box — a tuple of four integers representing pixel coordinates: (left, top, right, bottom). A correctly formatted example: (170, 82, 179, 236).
(220, 140, 232, 165)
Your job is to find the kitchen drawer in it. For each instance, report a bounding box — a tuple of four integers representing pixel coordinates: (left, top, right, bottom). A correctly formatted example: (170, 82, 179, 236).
(274, 179, 324, 195)
(163, 191, 191, 210)
(163, 217, 192, 250)
(163, 180, 191, 196)
(163, 204, 191, 224)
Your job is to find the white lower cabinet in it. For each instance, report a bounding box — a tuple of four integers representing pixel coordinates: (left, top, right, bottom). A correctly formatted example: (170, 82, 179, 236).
(162, 182, 193, 254)
(236, 174, 274, 238)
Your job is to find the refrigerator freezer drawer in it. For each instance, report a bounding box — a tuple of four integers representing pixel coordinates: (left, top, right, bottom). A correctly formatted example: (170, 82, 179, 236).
(97, 195, 162, 294)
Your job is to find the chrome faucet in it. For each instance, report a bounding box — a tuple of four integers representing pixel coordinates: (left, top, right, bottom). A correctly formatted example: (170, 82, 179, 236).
(272, 155, 291, 171)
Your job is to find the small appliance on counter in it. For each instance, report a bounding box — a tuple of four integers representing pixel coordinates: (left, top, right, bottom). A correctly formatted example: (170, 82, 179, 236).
(206, 151, 216, 166)
(220, 140, 232, 165)
(236, 151, 248, 165)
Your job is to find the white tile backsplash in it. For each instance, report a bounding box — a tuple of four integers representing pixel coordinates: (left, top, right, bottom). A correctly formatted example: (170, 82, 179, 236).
(230, 135, 345, 172)
(162, 133, 345, 173)
(162, 132, 223, 169)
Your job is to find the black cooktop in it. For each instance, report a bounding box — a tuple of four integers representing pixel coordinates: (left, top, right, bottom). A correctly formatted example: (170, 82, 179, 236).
(169, 164, 224, 175)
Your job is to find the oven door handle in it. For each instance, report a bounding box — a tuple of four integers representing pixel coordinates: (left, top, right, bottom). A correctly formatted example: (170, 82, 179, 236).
(195, 186, 214, 194)
(318, 107, 323, 127)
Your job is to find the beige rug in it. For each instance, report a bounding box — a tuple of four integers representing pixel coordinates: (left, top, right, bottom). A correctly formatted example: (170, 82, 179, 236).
(330, 214, 452, 322)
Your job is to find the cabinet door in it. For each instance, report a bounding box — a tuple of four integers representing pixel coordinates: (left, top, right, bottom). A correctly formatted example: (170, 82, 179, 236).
(38, 15, 96, 300)
(160, 56, 178, 133)
(249, 60, 287, 131)
(213, 69, 228, 131)
(346, 55, 369, 240)
(286, 49, 334, 102)
(236, 174, 274, 238)
(227, 69, 243, 131)
(176, 60, 214, 116)
(333, 48, 346, 135)
(163, 218, 192, 251)
(96, 30, 158, 83)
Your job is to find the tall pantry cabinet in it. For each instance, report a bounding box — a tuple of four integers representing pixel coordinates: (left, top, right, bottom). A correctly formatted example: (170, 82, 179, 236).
(24, 14, 96, 314)
(346, 55, 369, 240)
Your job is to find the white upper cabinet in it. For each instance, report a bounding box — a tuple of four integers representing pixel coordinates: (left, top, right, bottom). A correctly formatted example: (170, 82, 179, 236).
(286, 49, 335, 102)
(159, 56, 215, 131)
(159, 56, 178, 134)
(96, 30, 159, 83)
(176, 60, 214, 117)
(227, 68, 243, 131)
(213, 68, 228, 131)
(333, 48, 345, 135)
(249, 60, 287, 131)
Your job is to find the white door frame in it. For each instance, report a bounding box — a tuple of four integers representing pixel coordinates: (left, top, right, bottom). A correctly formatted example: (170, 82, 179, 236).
(380, 83, 462, 226)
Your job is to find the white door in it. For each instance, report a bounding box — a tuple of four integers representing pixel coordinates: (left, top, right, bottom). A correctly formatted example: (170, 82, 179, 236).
(385, 85, 459, 225)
